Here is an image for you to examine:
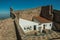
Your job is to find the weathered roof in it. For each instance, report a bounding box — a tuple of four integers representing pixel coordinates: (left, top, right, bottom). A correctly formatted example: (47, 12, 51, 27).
(33, 16, 52, 23)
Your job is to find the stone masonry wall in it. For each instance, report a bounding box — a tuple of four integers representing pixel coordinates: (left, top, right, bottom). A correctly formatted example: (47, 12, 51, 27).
(14, 7, 41, 21)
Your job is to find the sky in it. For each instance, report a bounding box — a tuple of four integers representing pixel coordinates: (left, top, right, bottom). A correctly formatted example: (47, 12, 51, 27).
(0, 0, 60, 18)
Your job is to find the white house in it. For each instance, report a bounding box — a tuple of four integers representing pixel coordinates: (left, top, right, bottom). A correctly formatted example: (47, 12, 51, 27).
(19, 17, 52, 33)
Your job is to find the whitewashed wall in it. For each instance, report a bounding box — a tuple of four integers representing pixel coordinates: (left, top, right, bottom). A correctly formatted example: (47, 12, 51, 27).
(33, 19, 52, 30)
(19, 18, 39, 33)
(43, 22, 52, 30)
(19, 18, 52, 33)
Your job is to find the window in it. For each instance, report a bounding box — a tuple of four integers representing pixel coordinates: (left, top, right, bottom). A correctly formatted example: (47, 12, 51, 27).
(43, 24, 45, 27)
(43, 24, 45, 29)
(50, 24, 51, 26)
(34, 25, 36, 30)
(24, 27, 26, 30)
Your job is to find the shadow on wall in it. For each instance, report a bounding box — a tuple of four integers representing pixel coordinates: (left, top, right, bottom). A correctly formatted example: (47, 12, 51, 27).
(14, 21, 22, 40)
(40, 5, 53, 20)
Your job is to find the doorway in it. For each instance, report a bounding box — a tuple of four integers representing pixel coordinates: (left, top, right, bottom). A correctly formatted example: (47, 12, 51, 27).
(34, 25, 36, 30)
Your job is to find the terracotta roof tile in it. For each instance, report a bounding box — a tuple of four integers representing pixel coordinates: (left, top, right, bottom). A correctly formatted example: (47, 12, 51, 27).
(33, 16, 51, 23)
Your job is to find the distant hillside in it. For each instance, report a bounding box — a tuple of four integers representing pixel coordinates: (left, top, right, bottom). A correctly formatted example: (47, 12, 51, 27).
(0, 14, 10, 20)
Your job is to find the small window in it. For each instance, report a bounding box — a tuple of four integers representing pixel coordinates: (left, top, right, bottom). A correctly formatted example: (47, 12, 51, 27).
(43, 24, 45, 27)
(24, 27, 26, 30)
(50, 24, 51, 26)
(34, 25, 36, 30)
(43, 24, 45, 29)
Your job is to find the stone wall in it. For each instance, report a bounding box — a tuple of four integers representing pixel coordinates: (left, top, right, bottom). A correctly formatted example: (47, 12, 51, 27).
(11, 7, 41, 21)
(40, 5, 53, 20)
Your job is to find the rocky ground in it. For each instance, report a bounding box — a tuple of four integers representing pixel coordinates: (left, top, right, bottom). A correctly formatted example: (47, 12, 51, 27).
(0, 18, 17, 40)
(22, 30, 60, 40)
